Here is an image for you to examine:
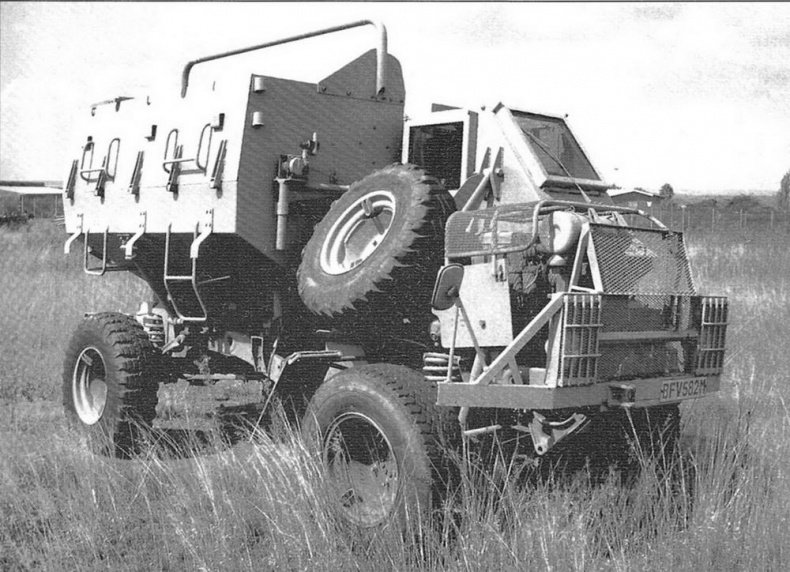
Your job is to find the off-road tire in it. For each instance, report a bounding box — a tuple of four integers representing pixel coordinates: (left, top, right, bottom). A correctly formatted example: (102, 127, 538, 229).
(62, 312, 160, 457)
(302, 364, 457, 530)
(297, 164, 454, 323)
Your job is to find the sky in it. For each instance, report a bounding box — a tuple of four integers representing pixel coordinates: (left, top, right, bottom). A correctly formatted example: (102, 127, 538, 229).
(1, 2, 789, 194)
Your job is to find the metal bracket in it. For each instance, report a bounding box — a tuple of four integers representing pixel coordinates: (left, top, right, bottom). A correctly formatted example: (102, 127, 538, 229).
(94, 168, 107, 197)
(462, 424, 502, 440)
(123, 211, 147, 260)
(64, 212, 84, 254)
(528, 412, 589, 456)
(165, 145, 183, 193)
(608, 383, 636, 407)
(128, 150, 144, 195)
(83, 226, 110, 276)
(267, 350, 344, 383)
(163, 124, 213, 190)
(490, 147, 504, 200)
(64, 160, 78, 201)
(209, 139, 227, 190)
(190, 209, 214, 259)
(79, 164, 107, 197)
(164, 224, 209, 323)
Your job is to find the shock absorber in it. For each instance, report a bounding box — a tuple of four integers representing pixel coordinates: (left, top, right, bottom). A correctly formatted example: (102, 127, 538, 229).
(135, 301, 168, 348)
(422, 352, 461, 383)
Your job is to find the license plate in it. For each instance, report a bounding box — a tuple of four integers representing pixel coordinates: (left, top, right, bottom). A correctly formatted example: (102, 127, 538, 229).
(659, 377, 708, 402)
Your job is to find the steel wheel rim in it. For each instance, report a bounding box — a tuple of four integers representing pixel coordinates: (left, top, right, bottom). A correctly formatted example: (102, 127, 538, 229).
(319, 190, 396, 276)
(322, 412, 399, 527)
(72, 347, 108, 425)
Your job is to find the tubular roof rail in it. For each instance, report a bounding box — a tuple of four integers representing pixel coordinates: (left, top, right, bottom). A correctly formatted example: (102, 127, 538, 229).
(180, 19, 388, 98)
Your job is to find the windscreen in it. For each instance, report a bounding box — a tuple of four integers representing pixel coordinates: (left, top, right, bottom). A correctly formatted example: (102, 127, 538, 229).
(513, 111, 599, 181)
(408, 122, 464, 189)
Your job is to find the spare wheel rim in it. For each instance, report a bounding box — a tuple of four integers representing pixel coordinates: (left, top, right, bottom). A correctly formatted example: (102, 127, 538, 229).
(323, 411, 399, 527)
(320, 190, 396, 276)
(72, 347, 108, 425)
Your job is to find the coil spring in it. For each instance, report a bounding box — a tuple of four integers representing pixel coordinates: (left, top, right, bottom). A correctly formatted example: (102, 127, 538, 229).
(139, 313, 166, 348)
(423, 352, 461, 383)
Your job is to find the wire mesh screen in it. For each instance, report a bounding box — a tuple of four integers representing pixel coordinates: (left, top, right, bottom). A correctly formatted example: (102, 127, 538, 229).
(596, 294, 695, 382)
(600, 294, 694, 332)
(597, 341, 687, 382)
(444, 204, 537, 259)
(554, 293, 709, 386)
(589, 224, 695, 295)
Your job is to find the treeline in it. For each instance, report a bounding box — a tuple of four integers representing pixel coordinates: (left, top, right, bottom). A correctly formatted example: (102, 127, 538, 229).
(632, 194, 789, 233)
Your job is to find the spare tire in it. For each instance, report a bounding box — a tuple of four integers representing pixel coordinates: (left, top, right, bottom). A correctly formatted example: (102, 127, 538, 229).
(297, 164, 454, 321)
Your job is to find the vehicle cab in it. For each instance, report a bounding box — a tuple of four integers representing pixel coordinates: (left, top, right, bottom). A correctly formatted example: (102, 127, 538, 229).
(403, 103, 612, 207)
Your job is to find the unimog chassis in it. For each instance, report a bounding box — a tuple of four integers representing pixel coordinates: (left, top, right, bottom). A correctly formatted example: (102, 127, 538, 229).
(59, 20, 728, 528)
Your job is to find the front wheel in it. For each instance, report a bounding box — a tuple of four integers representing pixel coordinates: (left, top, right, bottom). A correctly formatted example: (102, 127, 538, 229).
(302, 364, 453, 529)
(62, 313, 160, 457)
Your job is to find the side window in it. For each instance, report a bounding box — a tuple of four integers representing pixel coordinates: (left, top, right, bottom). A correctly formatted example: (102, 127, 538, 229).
(408, 122, 464, 190)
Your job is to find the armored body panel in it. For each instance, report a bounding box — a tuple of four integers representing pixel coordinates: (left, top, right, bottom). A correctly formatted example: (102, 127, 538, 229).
(63, 50, 405, 264)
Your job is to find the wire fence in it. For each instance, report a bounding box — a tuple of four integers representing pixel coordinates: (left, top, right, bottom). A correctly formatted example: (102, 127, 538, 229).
(3, 192, 788, 237)
(0, 193, 62, 223)
(623, 202, 790, 235)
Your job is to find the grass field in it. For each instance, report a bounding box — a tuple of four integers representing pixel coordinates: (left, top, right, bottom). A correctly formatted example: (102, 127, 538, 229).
(1, 220, 788, 570)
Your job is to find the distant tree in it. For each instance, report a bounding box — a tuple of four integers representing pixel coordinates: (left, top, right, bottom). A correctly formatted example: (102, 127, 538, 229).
(659, 183, 675, 200)
(727, 194, 762, 212)
(777, 169, 790, 212)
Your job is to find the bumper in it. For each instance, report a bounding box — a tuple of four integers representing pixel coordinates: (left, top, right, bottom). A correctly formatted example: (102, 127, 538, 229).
(436, 374, 721, 410)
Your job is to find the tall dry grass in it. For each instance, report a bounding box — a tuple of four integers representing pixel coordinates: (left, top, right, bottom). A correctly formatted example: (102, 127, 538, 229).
(0, 221, 150, 401)
(1, 221, 788, 570)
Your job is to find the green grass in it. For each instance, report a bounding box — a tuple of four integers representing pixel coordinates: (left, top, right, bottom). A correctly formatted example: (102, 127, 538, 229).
(1, 220, 789, 570)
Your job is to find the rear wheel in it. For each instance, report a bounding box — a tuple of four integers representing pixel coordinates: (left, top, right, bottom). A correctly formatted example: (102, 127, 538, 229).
(302, 364, 454, 529)
(63, 313, 160, 457)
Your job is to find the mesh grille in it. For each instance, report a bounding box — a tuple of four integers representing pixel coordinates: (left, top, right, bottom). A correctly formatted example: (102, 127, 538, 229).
(590, 224, 695, 295)
(551, 294, 725, 386)
(600, 294, 693, 332)
(696, 296, 728, 374)
(597, 341, 686, 381)
(596, 294, 694, 382)
(557, 294, 602, 387)
(444, 204, 537, 259)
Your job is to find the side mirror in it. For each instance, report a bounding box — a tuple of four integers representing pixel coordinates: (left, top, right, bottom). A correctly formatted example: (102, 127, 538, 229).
(431, 263, 464, 311)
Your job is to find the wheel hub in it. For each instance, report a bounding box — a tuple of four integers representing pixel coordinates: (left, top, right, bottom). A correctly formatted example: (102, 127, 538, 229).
(72, 347, 108, 425)
(319, 190, 396, 275)
(323, 412, 399, 526)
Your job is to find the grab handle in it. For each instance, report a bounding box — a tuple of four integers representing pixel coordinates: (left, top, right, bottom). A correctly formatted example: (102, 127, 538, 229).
(180, 20, 387, 98)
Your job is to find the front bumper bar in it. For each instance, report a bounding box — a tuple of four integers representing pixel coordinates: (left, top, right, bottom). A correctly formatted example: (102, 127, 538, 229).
(436, 374, 721, 410)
